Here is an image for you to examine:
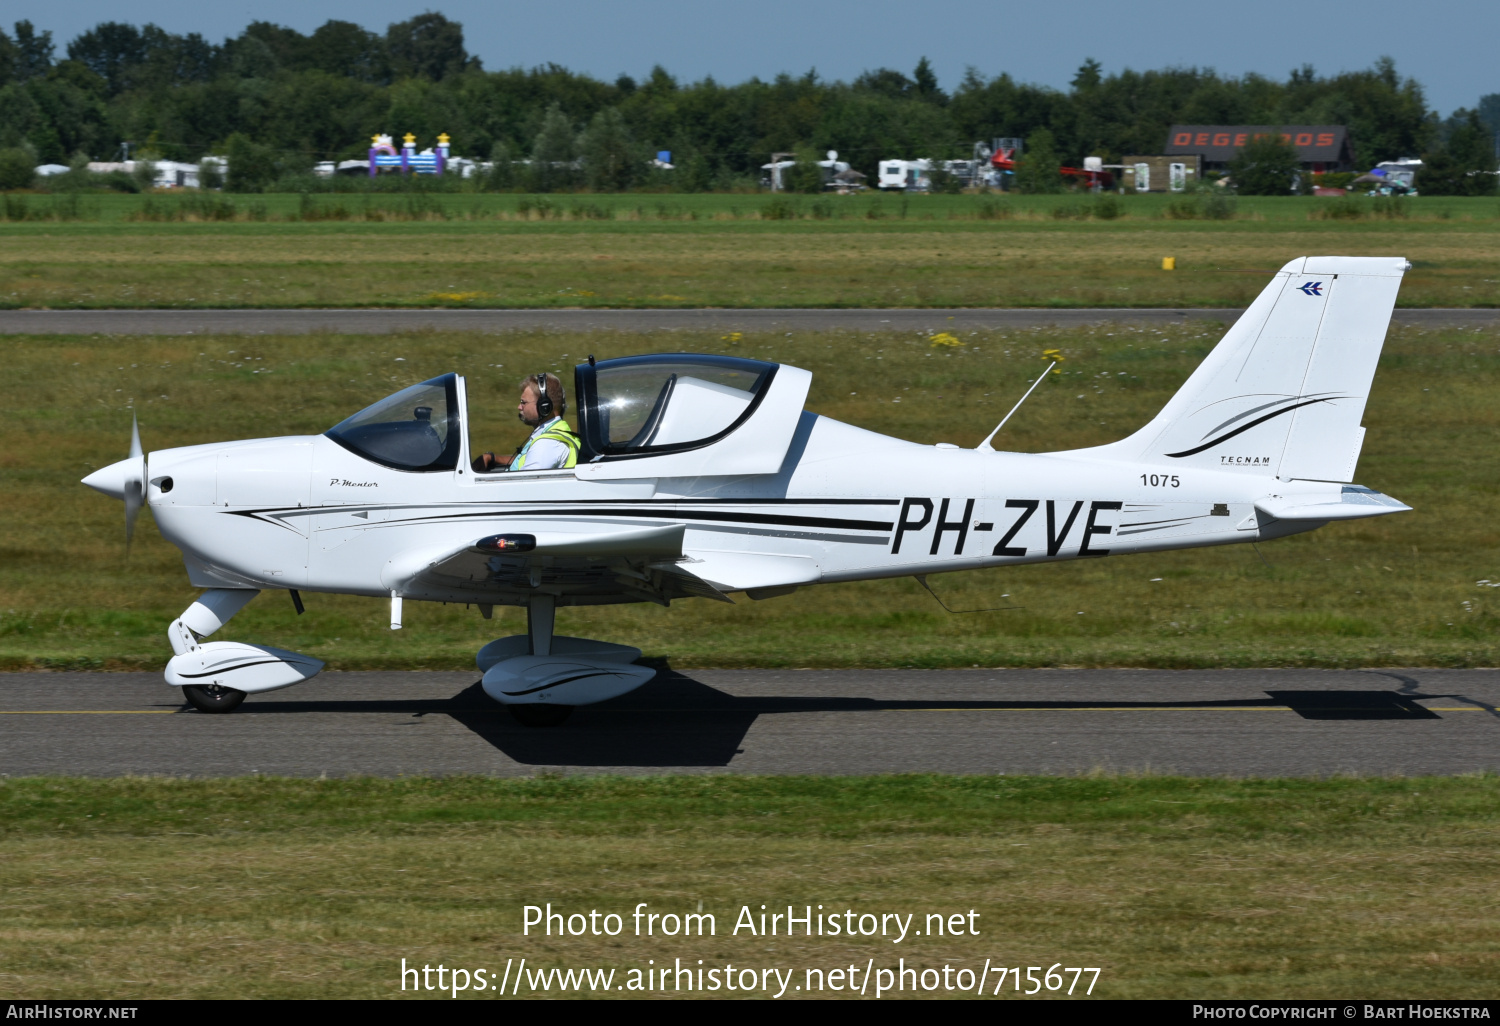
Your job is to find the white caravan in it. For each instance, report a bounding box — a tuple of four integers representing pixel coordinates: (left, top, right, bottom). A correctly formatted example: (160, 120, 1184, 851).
(84, 257, 1412, 724)
(878, 159, 931, 191)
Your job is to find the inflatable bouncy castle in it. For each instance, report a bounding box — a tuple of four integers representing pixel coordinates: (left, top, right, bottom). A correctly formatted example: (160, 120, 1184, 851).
(369, 133, 451, 176)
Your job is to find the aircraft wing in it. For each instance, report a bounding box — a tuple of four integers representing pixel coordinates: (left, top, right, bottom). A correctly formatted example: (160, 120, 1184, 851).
(381, 522, 735, 606)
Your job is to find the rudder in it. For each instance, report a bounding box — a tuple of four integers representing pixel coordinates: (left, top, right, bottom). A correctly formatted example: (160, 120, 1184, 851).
(1086, 256, 1407, 482)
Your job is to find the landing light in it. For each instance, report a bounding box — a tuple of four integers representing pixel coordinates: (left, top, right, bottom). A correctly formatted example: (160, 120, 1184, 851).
(477, 534, 537, 552)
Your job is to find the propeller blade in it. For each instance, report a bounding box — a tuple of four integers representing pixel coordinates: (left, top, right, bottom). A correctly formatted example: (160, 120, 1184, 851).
(124, 412, 144, 556)
(124, 472, 143, 555)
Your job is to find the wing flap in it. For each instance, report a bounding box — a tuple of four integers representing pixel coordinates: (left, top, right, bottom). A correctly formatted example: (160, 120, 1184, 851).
(680, 549, 822, 592)
(381, 522, 691, 604)
(649, 563, 736, 604)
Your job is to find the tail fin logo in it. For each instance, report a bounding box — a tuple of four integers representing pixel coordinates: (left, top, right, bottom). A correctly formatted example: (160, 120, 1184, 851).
(1164, 393, 1351, 459)
(1297, 281, 1324, 296)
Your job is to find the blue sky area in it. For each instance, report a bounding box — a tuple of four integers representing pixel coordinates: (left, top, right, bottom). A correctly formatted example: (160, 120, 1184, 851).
(20, 0, 1499, 116)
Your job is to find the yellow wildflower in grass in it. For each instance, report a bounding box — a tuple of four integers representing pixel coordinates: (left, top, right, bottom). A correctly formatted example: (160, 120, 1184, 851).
(929, 332, 962, 348)
(1042, 347, 1066, 374)
(427, 291, 487, 302)
(721, 332, 744, 343)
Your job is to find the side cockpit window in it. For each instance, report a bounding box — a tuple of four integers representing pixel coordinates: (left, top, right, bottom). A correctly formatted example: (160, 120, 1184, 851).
(576, 355, 776, 460)
(325, 374, 460, 472)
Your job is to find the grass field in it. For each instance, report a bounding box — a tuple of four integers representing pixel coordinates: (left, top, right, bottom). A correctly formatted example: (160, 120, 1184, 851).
(0, 194, 1497, 309)
(5, 319, 1499, 671)
(2, 774, 1496, 999)
(5, 191, 1499, 225)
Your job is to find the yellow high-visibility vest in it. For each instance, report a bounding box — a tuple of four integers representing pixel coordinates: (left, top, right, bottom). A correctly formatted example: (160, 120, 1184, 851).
(512, 417, 580, 470)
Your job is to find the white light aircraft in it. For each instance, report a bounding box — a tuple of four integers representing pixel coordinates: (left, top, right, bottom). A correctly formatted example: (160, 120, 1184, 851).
(83, 257, 1412, 725)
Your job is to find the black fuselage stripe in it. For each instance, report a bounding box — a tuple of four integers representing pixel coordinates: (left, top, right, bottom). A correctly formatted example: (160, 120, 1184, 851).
(237, 505, 896, 532)
(421, 507, 896, 531)
(232, 497, 901, 516)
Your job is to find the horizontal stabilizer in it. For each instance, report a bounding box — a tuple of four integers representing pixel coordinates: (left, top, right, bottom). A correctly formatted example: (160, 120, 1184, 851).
(1256, 485, 1411, 522)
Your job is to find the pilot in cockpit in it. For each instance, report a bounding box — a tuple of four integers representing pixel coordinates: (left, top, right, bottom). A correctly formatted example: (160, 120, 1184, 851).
(472, 372, 581, 473)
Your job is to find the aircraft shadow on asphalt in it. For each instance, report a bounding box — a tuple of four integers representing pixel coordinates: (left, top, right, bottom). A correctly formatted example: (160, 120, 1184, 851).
(219, 671, 1492, 768)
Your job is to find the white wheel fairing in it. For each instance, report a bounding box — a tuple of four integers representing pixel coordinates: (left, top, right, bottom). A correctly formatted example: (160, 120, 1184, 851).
(481, 656, 656, 706)
(165, 641, 324, 694)
(475, 635, 643, 673)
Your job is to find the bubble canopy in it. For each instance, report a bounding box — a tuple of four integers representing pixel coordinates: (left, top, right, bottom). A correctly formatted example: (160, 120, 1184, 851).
(575, 354, 777, 461)
(325, 374, 461, 472)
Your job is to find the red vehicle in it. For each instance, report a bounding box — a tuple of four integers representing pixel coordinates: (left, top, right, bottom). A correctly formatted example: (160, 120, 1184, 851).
(989, 148, 1114, 189)
(1060, 165, 1114, 189)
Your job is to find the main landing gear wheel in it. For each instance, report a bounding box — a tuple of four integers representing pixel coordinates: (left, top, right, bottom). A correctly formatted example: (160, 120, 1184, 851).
(181, 683, 247, 713)
(508, 704, 574, 728)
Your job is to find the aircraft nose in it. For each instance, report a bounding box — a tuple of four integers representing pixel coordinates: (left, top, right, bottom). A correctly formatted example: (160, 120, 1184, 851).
(82, 456, 142, 501)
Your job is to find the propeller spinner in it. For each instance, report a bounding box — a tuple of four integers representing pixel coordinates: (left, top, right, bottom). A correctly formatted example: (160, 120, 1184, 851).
(81, 413, 147, 554)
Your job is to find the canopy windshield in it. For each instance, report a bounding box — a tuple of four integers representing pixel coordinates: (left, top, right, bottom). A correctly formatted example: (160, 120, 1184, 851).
(325, 374, 461, 471)
(576, 355, 776, 460)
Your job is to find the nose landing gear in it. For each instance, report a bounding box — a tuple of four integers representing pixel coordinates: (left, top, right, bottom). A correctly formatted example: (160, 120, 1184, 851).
(165, 589, 324, 712)
(181, 682, 247, 713)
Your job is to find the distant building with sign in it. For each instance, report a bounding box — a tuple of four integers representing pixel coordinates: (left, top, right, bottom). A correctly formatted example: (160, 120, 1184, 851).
(1164, 125, 1354, 173)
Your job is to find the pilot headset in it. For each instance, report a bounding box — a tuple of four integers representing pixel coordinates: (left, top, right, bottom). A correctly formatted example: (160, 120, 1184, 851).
(533, 373, 554, 419)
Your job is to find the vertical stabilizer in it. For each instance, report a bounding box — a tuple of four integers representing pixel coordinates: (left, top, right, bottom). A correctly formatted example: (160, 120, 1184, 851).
(1079, 256, 1407, 481)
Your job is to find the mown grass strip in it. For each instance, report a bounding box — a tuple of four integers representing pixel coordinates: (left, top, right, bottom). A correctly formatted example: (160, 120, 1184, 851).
(1, 198, 1497, 309)
(2, 773, 1496, 838)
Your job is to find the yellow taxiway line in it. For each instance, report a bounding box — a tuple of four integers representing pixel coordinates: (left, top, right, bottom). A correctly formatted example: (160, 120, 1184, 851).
(0, 710, 178, 715)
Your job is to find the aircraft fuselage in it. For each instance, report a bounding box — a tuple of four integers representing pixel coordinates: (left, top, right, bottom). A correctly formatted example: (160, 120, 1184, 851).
(146, 411, 1335, 607)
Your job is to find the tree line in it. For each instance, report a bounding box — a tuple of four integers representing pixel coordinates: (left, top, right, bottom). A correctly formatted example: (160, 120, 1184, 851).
(0, 14, 1494, 194)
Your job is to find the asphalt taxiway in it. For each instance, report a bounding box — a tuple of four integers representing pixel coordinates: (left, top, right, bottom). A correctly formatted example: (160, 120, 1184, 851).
(1, 307, 1497, 335)
(3, 668, 1496, 778)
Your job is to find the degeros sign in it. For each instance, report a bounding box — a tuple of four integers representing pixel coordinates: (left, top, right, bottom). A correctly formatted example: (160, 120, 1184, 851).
(1164, 125, 1348, 161)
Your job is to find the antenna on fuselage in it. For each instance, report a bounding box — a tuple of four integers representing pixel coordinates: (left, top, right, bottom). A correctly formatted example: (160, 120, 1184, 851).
(975, 356, 1060, 450)
(914, 575, 1020, 614)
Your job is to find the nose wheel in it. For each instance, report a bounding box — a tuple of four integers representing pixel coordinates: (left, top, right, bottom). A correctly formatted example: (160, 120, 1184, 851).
(181, 683, 247, 713)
